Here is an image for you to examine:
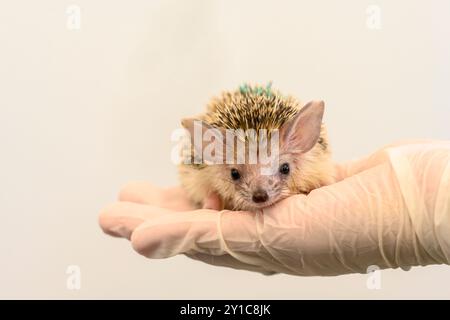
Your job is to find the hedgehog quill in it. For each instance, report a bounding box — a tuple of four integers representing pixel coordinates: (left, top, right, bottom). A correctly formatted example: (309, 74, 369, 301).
(179, 84, 335, 211)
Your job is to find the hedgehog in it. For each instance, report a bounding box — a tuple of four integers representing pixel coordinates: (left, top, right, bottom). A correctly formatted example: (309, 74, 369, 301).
(179, 84, 335, 211)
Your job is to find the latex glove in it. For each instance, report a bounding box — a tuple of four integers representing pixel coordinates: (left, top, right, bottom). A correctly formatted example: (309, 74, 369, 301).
(99, 140, 450, 276)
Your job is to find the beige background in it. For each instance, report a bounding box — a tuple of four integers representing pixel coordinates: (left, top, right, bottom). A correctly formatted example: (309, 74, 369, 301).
(0, 0, 449, 299)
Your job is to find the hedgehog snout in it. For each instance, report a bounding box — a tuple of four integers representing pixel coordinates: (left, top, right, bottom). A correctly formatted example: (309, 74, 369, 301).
(252, 189, 269, 203)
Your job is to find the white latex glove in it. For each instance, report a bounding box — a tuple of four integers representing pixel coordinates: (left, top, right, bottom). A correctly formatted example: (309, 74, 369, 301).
(99, 140, 450, 276)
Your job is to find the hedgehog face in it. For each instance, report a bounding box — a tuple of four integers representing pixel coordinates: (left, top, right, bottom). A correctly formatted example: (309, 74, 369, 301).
(215, 153, 300, 211)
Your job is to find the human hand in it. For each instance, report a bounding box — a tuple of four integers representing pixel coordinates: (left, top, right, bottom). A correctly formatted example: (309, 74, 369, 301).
(99, 140, 450, 276)
(99, 183, 221, 239)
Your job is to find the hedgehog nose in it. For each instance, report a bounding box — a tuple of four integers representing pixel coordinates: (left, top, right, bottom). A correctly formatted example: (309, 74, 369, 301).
(252, 189, 268, 203)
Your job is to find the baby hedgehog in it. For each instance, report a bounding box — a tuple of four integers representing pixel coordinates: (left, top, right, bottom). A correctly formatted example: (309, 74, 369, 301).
(179, 84, 335, 211)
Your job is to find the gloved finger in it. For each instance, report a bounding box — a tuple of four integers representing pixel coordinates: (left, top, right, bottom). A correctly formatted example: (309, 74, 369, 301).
(335, 139, 438, 181)
(119, 181, 194, 211)
(185, 253, 277, 275)
(130, 209, 226, 258)
(129, 207, 289, 271)
(99, 201, 174, 239)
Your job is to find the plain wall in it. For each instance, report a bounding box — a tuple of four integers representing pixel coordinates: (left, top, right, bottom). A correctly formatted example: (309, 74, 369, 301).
(0, 0, 449, 298)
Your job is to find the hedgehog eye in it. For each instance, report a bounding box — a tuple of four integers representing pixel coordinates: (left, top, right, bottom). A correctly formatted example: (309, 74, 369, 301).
(279, 163, 290, 175)
(230, 168, 241, 180)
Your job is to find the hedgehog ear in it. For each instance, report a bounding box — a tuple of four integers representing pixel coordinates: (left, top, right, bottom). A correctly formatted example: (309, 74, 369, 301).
(181, 118, 206, 145)
(279, 100, 324, 153)
(181, 118, 228, 164)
